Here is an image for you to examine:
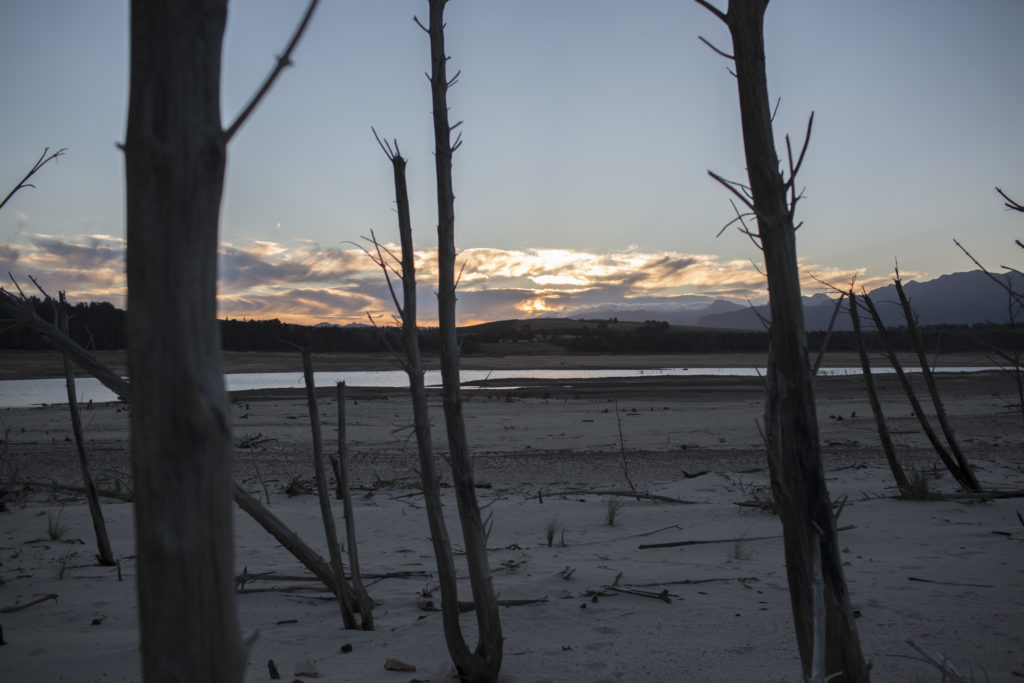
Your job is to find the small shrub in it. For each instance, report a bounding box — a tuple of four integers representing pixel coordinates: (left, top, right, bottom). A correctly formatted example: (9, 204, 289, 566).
(727, 529, 753, 561)
(545, 517, 561, 547)
(605, 498, 625, 526)
(55, 547, 75, 580)
(903, 466, 939, 501)
(47, 509, 67, 541)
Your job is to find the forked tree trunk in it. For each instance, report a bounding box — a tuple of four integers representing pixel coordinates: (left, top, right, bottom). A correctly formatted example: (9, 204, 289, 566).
(700, 2, 869, 679)
(893, 275, 980, 491)
(848, 291, 910, 494)
(58, 293, 116, 566)
(424, 2, 503, 679)
(380, 145, 475, 672)
(859, 292, 974, 487)
(124, 1, 243, 680)
(336, 381, 374, 627)
(300, 348, 359, 629)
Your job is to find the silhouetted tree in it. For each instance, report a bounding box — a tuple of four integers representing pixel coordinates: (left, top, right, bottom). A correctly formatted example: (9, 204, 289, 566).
(696, 1, 869, 679)
(124, 0, 318, 679)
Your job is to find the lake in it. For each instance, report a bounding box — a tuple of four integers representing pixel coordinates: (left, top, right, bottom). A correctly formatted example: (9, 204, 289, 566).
(0, 366, 994, 409)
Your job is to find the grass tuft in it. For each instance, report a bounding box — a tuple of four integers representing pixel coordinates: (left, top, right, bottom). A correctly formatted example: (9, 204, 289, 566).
(545, 517, 561, 547)
(605, 498, 625, 526)
(47, 508, 67, 541)
(903, 465, 939, 501)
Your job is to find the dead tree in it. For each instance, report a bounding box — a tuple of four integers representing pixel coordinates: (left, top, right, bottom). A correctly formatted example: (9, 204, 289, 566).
(419, 2, 503, 679)
(58, 291, 116, 566)
(335, 381, 374, 627)
(371, 130, 495, 680)
(0, 147, 66, 213)
(848, 290, 910, 494)
(696, 1, 869, 679)
(892, 272, 980, 491)
(299, 348, 360, 629)
(124, 1, 318, 679)
(0, 290, 342, 594)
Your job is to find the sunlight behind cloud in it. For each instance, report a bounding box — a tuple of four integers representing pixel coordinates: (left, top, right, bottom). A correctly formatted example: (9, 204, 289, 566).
(1, 234, 909, 327)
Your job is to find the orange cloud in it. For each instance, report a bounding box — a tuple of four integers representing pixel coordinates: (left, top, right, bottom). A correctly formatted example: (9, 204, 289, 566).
(2, 234, 914, 327)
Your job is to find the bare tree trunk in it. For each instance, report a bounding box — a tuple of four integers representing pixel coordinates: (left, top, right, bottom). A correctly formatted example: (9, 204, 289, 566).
(58, 292, 115, 566)
(812, 292, 845, 375)
(300, 348, 359, 629)
(232, 484, 336, 591)
(373, 135, 477, 676)
(336, 381, 374, 628)
(848, 291, 910, 494)
(893, 275, 980, 491)
(860, 292, 975, 488)
(124, 1, 243, 679)
(697, 2, 868, 679)
(423, 2, 503, 679)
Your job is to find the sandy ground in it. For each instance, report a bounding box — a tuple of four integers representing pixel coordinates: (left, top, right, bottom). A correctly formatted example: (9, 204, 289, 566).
(0, 355, 1022, 681)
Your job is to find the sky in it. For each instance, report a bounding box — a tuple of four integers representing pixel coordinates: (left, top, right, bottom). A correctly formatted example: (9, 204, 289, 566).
(1, 0, 1022, 326)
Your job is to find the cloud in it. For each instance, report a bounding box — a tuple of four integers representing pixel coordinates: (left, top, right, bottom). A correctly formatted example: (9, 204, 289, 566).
(3, 234, 899, 326)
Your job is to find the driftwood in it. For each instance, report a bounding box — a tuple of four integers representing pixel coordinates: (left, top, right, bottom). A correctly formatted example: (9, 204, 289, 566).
(418, 598, 549, 613)
(638, 525, 855, 550)
(623, 576, 760, 588)
(0, 593, 59, 613)
(604, 585, 674, 603)
(907, 576, 994, 589)
(542, 489, 698, 505)
(232, 484, 334, 592)
(21, 480, 133, 502)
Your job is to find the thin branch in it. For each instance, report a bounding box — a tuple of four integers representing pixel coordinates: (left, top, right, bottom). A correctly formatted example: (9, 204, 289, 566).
(996, 186, 1024, 213)
(707, 170, 756, 213)
(697, 35, 733, 60)
(224, 0, 320, 142)
(785, 111, 814, 189)
(0, 147, 67, 213)
(693, 0, 728, 24)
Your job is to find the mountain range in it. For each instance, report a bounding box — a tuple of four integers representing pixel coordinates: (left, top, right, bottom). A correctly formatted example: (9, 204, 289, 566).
(560, 270, 1018, 331)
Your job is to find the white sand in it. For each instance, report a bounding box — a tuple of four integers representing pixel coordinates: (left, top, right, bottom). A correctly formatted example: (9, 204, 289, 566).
(1, 370, 1023, 681)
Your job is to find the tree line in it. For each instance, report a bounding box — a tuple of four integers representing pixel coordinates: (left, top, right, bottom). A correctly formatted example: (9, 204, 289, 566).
(3, 297, 1020, 358)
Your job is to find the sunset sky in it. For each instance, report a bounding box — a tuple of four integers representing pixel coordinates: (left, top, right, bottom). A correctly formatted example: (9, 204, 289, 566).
(1, 1, 1022, 326)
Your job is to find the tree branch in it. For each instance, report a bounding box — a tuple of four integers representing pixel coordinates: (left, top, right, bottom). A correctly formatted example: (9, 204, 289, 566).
(224, 0, 320, 142)
(0, 147, 67, 213)
(694, 0, 728, 24)
(698, 35, 733, 60)
(996, 186, 1024, 213)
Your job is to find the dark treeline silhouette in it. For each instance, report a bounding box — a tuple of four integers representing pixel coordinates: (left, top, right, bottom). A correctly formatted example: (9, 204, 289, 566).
(1, 298, 1020, 357)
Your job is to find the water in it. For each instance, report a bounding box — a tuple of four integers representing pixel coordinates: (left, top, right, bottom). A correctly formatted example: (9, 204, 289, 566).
(0, 366, 994, 409)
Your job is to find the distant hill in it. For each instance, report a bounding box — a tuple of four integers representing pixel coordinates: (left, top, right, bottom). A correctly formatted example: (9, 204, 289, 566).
(694, 270, 1017, 331)
(564, 296, 746, 327)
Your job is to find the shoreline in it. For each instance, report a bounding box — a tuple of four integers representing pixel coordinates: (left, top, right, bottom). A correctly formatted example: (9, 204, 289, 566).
(0, 348, 998, 381)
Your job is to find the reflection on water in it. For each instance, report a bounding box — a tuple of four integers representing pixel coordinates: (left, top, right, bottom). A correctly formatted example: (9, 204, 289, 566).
(0, 366, 994, 409)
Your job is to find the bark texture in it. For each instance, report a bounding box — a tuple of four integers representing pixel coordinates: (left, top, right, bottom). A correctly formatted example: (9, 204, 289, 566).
(424, 1, 503, 679)
(124, 1, 243, 680)
(704, 1, 870, 679)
